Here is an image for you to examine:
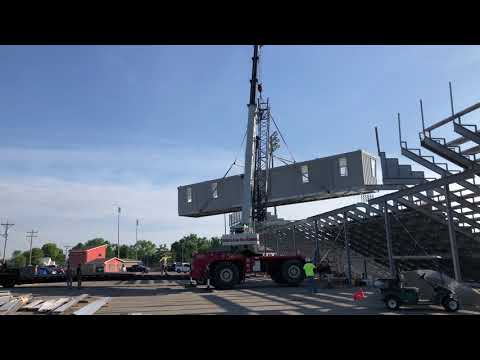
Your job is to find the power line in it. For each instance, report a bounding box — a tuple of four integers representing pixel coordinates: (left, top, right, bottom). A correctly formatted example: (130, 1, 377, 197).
(26, 230, 39, 266)
(1, 220, 14, 263)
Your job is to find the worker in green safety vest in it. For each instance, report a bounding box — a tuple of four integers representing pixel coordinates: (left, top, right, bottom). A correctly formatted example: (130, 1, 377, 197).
(303, 259, 317, 294)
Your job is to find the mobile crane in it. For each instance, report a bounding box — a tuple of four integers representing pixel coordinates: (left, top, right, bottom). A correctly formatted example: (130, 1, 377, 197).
(190, 46, 306, 289)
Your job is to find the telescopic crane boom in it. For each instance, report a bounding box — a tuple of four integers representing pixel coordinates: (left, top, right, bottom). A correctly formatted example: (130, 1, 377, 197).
(240, 45, 261, 231)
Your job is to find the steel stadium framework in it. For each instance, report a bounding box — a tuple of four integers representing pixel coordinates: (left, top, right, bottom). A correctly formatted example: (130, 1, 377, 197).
(259, 88, 480, 283)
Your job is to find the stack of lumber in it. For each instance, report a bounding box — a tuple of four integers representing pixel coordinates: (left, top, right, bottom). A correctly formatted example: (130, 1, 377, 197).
(0, 294, 32, 315)
(0, 290, 12, 307)
(0, 293, 110, 315)
(72, 297, 111, 315)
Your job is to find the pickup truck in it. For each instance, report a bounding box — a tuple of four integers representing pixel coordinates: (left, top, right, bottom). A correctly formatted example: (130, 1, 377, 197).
(174, 263, 191, 273)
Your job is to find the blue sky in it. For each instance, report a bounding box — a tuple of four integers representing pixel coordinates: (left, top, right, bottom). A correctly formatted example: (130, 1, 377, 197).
(1, 45, 480, 256)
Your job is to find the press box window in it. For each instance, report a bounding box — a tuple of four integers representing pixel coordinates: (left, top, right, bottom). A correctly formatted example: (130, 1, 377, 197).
(301, 165, 310, 183)
(186, 187, 192, 203)
(211, 182, 218, 199)
(370, 158, 376, 177)
(339, 157, 348, 177)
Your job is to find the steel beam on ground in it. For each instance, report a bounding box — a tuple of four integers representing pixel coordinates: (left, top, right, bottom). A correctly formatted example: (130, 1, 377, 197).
(73, 297, 111, 315)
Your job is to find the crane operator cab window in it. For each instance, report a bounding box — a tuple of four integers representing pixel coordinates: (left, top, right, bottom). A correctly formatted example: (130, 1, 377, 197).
(186, 187, 192, 203)
(211, 182, 218, 199)
(301, 165, 310, 183)
(339, 157, 348, 177)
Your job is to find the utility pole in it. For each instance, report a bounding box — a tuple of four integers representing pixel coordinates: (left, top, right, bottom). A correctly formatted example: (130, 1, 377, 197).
(135, 219, 139, 260)
(136, 219, 139, 243)
(1, 220, 14, 263)
(26, 230, 39, 266)
(117, 206, 121, 258)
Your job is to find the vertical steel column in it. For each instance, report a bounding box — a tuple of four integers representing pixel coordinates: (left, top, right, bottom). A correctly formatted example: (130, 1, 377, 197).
(314, 219, 320, 264)
(383, 201, 396, 277)
(276, 231, 280, 255)
(420, 99, 426, 133)
(343, 212, 352, 284)
(445, 185, 462, 281)
(398, 113, 402, 146)
(363, 258, 368, 279)
(292, 225, 296, 255)
(447, 81, 462, 282)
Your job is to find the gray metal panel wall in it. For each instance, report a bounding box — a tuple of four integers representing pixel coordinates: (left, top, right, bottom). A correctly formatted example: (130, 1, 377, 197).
(361, 151, 378, 185)
(178, 150, 377, 217)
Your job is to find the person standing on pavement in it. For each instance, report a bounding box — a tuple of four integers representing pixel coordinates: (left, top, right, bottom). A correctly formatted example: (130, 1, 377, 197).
(303, 258, 317, 294)
(163, 260, 169, 276)
(76, 264, 82, 289)
(66, 262, 73, 289)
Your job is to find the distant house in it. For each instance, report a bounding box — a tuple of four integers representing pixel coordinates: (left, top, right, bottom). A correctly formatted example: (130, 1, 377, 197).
(68, 245, 140, 273)
(40, 257, 56, 266)
(84, 257, 123, 273)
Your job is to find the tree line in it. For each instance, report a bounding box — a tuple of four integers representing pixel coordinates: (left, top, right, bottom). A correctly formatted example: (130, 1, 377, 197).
(8, 243, 66, 268)
(7, 233, 223, 268)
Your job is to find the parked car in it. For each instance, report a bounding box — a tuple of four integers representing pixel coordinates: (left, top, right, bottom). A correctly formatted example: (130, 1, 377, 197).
(167, 263, 176, 272)
(46, 265, 59, 274)
(175, 262, 191, 273)
(36, 266, 53, 276)
(127, 264, 150, 273)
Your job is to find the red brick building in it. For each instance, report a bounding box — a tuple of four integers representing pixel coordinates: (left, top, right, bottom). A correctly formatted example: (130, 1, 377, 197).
(69, 244, 107, 268)
(68, 245, 139, 273)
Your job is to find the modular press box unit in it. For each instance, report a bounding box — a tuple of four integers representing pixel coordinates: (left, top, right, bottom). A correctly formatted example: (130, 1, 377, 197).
(178, 150, 378, 218)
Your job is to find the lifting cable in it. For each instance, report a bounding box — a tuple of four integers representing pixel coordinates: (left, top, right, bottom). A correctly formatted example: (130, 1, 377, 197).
(273, 155, 294, 166)
(271, 114, 296, 164)
(391, 209, 448, 276)
(199, 129, 248, 213)
(222, 129, 247, 179)
(389, 209, 430, 257)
